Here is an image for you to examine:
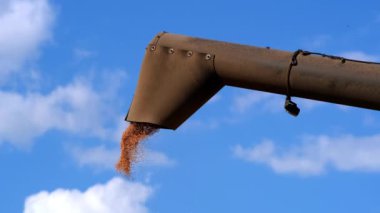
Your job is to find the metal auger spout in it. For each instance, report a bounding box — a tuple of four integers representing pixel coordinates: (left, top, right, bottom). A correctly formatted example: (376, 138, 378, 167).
(126, 32, 380, 129)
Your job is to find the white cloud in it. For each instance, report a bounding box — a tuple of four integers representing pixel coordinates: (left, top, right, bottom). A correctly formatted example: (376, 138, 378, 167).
(0, 0, 54, 80)
(232, 91, 274, 113)
(113, 120, 128, 142)
(233, 134, 380, 176)
(69, 145, 176, 170)
(180, 119, 221, 131)
(141, 149, 176, 167)
(0, 76, 121, 147)
(70, 146, 119, 170)
(208, 94, 222, 104)
(24, 177, 153, 213)
(231, 91, 322, 114)
(74, 48, 97, 60)
(301, 35, 331, 49)
(340, 51, 380, 62)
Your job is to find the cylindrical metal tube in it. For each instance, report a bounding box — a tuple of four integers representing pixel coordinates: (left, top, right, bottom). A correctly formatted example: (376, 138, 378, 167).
(157, 33, 380, 111)
(127, 32, 380, 129)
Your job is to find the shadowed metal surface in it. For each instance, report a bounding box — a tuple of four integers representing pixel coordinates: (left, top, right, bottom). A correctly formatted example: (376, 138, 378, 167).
(127, 32, 380, 129)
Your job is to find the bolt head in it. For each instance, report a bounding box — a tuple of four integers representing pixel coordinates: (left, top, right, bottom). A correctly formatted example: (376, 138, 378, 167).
(205, 54, 212, 60)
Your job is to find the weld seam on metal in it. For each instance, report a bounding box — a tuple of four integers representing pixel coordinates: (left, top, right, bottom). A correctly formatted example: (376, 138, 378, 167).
(150, 31, 168, 49)
(301, 50, 380, 65)
(211, 54, 217, 75)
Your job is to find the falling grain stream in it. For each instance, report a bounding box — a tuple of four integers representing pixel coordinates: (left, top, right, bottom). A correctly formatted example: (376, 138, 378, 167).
(116, 122, 158, 175)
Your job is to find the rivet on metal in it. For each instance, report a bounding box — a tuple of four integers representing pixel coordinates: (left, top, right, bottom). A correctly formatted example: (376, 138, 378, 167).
(168, 48, 175, 54)
(205, 54, 212, 60)
(150, 45, 156, 51)
(187, 51, 193, 57)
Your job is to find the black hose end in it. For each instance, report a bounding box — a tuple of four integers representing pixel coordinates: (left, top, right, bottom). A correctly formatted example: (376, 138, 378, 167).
(284, 98, 300, 117)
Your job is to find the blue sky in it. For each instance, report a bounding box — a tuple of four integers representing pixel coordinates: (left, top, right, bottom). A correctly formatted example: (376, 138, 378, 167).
(1, 0, 380, 212)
